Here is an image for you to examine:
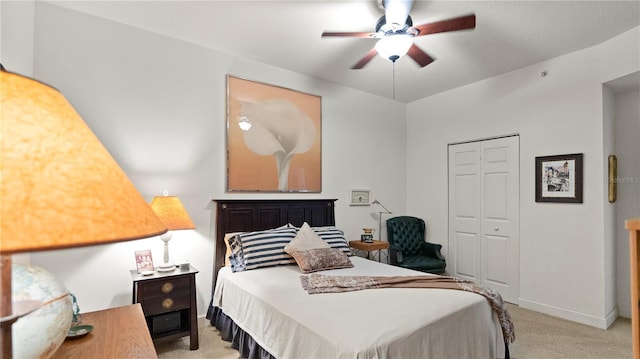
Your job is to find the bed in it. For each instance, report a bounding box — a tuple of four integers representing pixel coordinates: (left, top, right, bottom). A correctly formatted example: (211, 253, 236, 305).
(206, 199, 510, 359)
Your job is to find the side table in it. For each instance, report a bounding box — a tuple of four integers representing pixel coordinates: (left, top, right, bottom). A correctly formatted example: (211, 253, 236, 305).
(52, 303, 156, 358)
(627, 218, 640, 359)
(130, 265, 199, 350)
(349, 240, 389, 263)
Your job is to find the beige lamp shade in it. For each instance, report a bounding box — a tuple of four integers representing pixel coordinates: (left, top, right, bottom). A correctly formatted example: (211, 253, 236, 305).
(150, 196, 196, 230)
(0, 70, 168, 254)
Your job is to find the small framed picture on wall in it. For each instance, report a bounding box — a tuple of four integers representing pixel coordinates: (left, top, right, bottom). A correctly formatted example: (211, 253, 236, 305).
(535, 153, 584, 203)
(350, 188, 371, 206)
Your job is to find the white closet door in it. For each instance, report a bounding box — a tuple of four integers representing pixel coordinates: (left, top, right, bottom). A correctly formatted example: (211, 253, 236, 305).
(448, 141, 482, 283)
(448, 136, 519, 303)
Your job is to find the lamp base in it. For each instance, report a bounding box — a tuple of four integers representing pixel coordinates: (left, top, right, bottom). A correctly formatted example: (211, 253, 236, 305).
(11, 263, 73, 359)
(156, 263, 176, 272)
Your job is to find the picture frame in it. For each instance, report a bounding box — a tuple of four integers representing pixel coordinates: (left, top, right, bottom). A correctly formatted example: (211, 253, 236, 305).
(226, 75, 322, 192)
(535, 153, 583, 203)
(134, 249, 154, 273)
(350, 188, 371, 206)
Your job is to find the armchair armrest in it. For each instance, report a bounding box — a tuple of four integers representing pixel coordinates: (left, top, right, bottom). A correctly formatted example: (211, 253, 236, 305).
(421, 242, 445, 261)
(388, 244, 404, 265)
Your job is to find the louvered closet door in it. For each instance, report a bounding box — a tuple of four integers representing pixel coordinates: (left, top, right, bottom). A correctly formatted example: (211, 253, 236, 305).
(448, 136, 519, 304)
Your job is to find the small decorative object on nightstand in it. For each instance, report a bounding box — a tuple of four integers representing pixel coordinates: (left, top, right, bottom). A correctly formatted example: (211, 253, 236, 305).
(361, 228, 375, 243)
(349, 240, 389, 263)
(130, 265, 199, 350)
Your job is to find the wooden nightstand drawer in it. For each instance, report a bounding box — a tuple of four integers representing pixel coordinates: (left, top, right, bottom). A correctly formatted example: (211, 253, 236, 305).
(138, 276, 191, 297)
(141, 291, 191, 315)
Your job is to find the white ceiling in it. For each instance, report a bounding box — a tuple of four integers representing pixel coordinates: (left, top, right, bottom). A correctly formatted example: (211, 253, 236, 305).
(48, 0, 640, 103)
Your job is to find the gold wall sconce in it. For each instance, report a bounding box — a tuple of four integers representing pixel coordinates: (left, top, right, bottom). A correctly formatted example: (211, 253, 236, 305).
(609, 155, 617, 203)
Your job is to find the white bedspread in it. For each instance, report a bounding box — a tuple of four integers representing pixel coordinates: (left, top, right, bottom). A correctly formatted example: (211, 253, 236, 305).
(213, 257, 505, 359)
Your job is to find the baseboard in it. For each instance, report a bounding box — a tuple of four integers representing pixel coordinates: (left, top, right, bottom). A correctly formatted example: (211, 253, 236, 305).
(519, 299, 616, 329)
(605, 306, 619, 328)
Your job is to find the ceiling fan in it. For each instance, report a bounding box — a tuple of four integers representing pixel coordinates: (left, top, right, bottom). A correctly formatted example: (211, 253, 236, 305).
(322, 0, 476, 69)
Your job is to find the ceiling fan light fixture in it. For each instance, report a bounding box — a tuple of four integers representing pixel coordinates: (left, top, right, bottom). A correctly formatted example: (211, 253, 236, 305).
(375, 35, 413, 62)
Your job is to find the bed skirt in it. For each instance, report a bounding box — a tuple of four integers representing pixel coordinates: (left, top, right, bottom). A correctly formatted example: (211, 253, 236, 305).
(208, 306, 276, 359)
(208, 305, 510, 359)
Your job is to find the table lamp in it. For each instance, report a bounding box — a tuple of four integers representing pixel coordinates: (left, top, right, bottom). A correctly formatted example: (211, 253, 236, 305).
(0, 68, 168, 358)
(150, 194, 196, 272)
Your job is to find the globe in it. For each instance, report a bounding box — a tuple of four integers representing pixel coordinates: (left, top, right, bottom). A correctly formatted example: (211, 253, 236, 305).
(11, 263, 73, 359)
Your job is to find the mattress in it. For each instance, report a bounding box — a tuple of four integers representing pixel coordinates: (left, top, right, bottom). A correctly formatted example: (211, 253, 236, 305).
(213, 256, 505, 359)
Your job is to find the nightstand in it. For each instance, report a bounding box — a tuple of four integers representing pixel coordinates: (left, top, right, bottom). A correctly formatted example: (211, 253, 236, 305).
(130, 266, 199, 350)
(349, 240, 389, 263)
(52, 304, 156, 358)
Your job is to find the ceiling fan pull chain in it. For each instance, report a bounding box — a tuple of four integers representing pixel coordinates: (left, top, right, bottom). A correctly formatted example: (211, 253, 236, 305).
(392, 61, 396, 99)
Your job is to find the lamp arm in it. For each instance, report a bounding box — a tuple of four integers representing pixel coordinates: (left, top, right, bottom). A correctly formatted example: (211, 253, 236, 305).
(372, 199, 393, 241)
(372, 199, 392, 214)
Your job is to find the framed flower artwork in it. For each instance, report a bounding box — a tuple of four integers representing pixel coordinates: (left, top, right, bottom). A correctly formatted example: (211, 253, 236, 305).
(226, 75, 321, 192)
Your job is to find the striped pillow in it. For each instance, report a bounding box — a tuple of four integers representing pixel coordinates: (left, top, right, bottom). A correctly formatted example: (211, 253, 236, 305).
(311, 226, 353, 256)
(229, 227, 297, 272)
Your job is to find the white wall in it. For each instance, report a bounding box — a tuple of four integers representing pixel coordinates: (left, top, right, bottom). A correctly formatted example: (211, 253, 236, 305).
(8, 2, 407, 316)
(0, 0, 34, 76)
(406, 27, 639, 328)
(602, 85, 616, 323)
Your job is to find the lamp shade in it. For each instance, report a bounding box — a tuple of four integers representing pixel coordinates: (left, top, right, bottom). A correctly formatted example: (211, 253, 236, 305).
(0, 70, 168, 254)
(150, 196, 196, 230)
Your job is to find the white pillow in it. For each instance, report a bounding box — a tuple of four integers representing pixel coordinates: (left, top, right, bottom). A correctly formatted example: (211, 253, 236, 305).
(285, 222, 330, 253)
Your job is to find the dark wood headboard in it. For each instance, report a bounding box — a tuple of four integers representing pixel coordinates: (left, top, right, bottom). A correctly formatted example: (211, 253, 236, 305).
(211, 199, 337, 284)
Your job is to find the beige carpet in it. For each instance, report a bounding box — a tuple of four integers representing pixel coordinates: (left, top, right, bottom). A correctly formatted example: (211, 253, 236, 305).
(156, 304, 631, 359)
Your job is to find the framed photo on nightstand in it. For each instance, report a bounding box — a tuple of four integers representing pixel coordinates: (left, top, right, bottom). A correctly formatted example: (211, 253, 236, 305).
(134, 249, 154, 273)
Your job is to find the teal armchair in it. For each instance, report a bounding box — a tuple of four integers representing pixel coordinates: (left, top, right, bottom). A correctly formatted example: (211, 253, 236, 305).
(386, 216, 446, 275)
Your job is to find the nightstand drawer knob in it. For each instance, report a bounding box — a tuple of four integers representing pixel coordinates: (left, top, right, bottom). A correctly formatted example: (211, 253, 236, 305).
(162, 298, 174, 309)
(161, 282, 174, 293)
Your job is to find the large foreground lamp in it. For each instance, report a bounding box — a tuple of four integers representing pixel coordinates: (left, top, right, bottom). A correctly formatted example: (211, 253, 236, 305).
(150, 194, 196, 272)
(0, 69, 167, 358)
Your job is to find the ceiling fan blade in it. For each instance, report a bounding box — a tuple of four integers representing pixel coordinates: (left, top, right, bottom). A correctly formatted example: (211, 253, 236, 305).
(322, 31, 377, 38)
(413, 14, 476, 37)
(407, 44, 435, 67)
(383, 0, 414, 27)
(351, 48, 379, 69)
